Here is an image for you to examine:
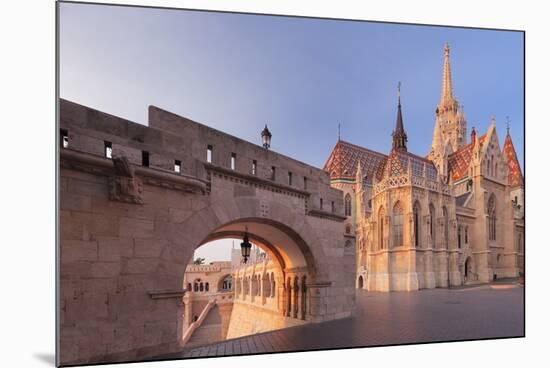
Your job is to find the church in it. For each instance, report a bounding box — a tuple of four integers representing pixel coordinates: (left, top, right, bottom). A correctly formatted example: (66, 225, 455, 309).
(324, 44, 524, 292)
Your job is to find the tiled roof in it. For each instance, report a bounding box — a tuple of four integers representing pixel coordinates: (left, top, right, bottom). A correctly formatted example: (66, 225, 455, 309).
(323, 140, 387, 183)
(380, 149, 438, 181)
(503, 132, 524, 187)
(323, 140, 437, 183)
(448, 134, 486, 181)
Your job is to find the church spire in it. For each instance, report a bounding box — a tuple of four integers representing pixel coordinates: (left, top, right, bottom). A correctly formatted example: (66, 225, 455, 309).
(440, 42, 455, 106)
(392, 82, 408, 151)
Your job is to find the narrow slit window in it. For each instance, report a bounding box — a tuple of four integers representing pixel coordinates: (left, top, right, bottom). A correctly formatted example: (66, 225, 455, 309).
(271, 166, 276, 181)
(288, 172, 293, 186)
(231, 153, 236, 170)
(60, 129, 68, 148)
(174, 160, 181, 173)
(207, 145, 213, 163)
(142, 151, 149, 167)
(331, 201, 335, 213)
(320, 198, 323, 211)
(104, 141, 112, 159)
(304, 177, 308, 190)
(252, 160, 257, 175)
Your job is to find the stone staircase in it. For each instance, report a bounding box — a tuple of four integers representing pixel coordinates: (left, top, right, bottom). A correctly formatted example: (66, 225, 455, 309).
(182, 298, 224, 347)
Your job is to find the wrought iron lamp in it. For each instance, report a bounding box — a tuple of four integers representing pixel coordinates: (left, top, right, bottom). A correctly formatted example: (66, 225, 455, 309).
(261, 124, 272, 149)
(240, 227, 252, 263)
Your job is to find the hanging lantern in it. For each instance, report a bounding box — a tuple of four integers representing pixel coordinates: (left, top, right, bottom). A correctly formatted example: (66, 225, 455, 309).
(240, 229, 252, 263)
(261, 124, 272, 149)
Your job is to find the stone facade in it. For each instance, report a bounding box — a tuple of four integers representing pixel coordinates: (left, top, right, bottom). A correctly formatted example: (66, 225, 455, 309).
(58, 99, 355, 365)
(324, 44, 524, 292)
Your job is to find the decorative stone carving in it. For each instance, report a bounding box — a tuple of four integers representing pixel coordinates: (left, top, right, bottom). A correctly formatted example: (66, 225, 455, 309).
(109, 152, 143, 204)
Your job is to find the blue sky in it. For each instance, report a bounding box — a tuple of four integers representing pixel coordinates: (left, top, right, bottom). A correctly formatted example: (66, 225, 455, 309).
(59, 3, 524, 262)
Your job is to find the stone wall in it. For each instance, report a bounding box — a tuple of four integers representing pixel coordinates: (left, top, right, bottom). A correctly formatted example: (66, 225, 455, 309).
(58, 99, 354, 365)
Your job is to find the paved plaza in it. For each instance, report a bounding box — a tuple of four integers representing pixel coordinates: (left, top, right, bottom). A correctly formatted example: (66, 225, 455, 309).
(156, 283, 524, 360)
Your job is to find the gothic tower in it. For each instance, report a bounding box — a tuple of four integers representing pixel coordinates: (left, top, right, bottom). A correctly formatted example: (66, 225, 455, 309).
(392, 83, 408, 152)
(431, 43, 467, 154)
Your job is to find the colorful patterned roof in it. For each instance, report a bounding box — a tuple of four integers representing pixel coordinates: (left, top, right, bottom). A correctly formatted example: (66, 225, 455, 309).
(323, 140, 438, 183)
(503, 132, 523, 187)
(380, 149, 438, 181)
(323, 140, 387, 183)
(448, 134, 486, 181)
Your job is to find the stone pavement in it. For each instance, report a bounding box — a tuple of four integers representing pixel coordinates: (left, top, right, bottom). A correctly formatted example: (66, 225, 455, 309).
(155, 285, 524, 360)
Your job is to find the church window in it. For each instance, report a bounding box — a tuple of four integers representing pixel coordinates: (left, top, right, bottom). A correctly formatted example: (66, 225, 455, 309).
(207, 145, 213, 163)
(488, 194, 497, 240)
(413, 202, 421, 248)
(231, 153, 236, 170)
(142, 151, 149, 167)
(429, 204, 436, 246)
(443, 206, 449, 249)
(104, 141, 112, 159)
(344, 194, 352, 217)
(393, 202, 404, 247)
(378, 207, 385, 249)
(60, 129, 69, 148)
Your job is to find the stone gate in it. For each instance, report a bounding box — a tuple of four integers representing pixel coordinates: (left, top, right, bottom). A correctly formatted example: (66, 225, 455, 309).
(58, 99, 355, 365)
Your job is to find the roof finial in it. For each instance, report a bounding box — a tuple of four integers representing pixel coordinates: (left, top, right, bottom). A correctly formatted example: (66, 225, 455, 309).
(491, 112, 495, 126)
(506, 116, 511, 134)
(338, 122, 341, 141)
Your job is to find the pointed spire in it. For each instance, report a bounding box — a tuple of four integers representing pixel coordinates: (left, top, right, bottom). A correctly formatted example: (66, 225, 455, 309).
(491, 113, 495, 126)
(440, 42, 454, 106)
(471, 127, 477, 144)
(392, 82, 408, 151)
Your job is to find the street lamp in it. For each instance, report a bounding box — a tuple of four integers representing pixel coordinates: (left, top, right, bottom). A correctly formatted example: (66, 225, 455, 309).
(240, 227, 252, 264)
(261, 124, 272, 149)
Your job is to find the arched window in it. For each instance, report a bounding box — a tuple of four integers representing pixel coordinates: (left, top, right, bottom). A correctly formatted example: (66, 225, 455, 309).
(187, 283, 192, 291)
(378, 206, 385, 249)
(443, 206, 449, 249)
(429, 204, 436, 246)
(205, 282, 209, 292)
(458, 225, 462, 249)
(194, 282, 199, 292)
(199, 282, 204, 292)
(393, 202, 404, 247)
(488, 194, 496, 241)
(413, 201, 421, 248)
(344, 194, 352, 217)
(465, 226, 468, 244)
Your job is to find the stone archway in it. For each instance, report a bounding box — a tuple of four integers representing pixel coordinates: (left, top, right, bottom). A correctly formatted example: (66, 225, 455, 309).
(357, 275, 364, 289)
(58, 99, 354, 365)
